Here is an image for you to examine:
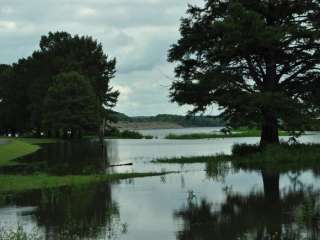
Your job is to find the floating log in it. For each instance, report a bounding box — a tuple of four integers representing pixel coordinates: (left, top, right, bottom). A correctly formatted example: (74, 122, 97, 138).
(107, 163, 133, 168)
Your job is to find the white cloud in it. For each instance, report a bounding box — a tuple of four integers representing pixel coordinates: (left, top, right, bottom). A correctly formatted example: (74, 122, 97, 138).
(0, 21, 17, 30)
(78, 7, 97, 17)
(0, 0, 214, 116)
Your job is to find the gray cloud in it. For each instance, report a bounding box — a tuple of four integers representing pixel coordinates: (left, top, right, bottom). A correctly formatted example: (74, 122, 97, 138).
(0, 0, 216, 116)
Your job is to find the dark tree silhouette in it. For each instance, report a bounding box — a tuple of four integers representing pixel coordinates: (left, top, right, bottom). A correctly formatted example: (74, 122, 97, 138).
(169, 0, 320, 144)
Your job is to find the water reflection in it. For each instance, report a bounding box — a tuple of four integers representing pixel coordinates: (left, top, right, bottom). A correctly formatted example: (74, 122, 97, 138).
(10, 140, 108, 175)
(175, 170, 320, 240)
(1, 131, 320, 239)
(0, 183, 127, 240)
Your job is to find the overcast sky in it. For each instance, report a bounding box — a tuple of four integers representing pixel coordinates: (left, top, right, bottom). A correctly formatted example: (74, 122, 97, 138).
(0, 0, 220, 116)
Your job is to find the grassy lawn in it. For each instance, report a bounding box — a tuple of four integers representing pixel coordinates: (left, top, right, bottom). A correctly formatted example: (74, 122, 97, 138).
(165, 129, 289, 140)
(0, 140, 41, 166)
(0, 138, 59, 166)
(0, 172, 169, 194)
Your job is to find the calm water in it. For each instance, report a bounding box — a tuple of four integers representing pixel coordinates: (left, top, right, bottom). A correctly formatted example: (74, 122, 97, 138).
(1, 129, 320, 239)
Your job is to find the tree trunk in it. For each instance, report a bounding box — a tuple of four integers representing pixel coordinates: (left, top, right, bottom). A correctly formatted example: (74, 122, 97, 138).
(98, 118, 106, 146)
(260, 112, 279, 145)
(262, 171, 281, 238)
(262, 171, 280, 202)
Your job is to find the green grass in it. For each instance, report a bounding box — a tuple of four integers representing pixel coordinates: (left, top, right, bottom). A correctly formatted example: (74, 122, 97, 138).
(13, 138, 59, 144)
(165, 129, 289, 140)
(0, 138, 60, 166)
(0, 172, 171, 194)
(153, 143, 320, 172)
(0, 140, 41, 166)
(1, 137, 58, 144)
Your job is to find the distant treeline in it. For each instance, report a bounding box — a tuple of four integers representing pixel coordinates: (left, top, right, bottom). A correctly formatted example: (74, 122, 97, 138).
(112, 113, 225, 127)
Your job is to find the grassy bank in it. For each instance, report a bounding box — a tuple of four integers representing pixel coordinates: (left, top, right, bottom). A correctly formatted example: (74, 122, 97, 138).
(0, 140, 41, 166)
(0, 138, 60, 166)
(0, 172, 171, 194)
(154, 143, 320, 172)
(165, 129, 289, 140)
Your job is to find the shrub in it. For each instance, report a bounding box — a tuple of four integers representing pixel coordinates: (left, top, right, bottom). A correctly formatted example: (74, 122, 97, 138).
(232, 143, 261, 156)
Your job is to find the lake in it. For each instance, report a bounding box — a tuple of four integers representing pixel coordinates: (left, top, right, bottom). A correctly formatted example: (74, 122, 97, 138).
(1, 128, 320, 239)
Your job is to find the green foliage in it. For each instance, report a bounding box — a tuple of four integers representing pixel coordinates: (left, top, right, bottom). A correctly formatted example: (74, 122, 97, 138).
(231, 143, 261, 156)
(0, 31, 119, 137)
(168, 0, 320, 143)
(43, 72, 98, 137)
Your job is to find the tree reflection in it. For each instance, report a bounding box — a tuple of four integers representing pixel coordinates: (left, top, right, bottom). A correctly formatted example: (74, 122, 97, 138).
(12, 183, 126, 240)
(15, 140, 108, 175)
(175, 171, 320, 240)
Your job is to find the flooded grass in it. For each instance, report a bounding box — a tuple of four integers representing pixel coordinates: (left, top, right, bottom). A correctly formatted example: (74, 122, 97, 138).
(154, 143, 320, 172)
(0, 172, 172, 194)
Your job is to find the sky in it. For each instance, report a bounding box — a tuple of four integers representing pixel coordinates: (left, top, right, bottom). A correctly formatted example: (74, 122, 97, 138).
(0, 0, 220, 116)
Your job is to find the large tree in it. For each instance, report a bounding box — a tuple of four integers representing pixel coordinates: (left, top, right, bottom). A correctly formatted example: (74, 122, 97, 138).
(168, 0, 320, 144)
(43, 72, 98, 138)
(0, 64, 30, 134)
(0, 32, 119, 138)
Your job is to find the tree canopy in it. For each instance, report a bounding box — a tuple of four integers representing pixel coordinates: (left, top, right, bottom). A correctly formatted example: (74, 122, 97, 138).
(168, 0, 320, 144)
(0, 32, 119, 138)
(43, 72, 98, 138)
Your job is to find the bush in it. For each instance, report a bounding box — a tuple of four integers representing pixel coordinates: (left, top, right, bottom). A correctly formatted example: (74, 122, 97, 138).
(120, 130, 144, 139)
(106, 128, 152, 139)
(232, 143, 261, 156)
